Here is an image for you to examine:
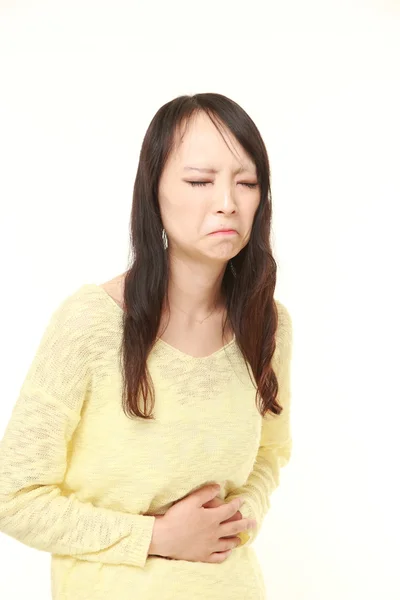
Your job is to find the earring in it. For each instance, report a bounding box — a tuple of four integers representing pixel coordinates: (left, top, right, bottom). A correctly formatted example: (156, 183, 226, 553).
(162, 228, 168, 249)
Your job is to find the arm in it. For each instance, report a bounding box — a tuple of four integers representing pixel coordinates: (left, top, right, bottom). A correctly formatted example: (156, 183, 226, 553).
(225, 300, 293, 547)
(0, 291, 155, 569)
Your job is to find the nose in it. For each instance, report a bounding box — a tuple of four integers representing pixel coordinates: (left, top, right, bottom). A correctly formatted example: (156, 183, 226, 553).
(216, 187, 238, 214)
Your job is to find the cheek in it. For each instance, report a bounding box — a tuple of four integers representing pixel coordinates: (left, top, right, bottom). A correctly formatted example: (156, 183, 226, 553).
(163, 206, 202, 239)
(242, 204, 258, 227)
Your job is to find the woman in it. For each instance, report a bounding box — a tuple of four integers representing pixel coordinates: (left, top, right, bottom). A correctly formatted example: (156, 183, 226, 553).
(0, 93, 293, 599)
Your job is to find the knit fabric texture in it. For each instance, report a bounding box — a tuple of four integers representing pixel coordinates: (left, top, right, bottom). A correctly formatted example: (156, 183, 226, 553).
(0, 283, 293, 599)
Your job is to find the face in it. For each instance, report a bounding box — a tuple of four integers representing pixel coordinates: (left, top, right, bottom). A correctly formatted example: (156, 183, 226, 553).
(158, 111, 261, 264)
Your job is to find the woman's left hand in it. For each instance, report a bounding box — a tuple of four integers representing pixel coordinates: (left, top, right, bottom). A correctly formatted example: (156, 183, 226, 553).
(146, 495, 243, 523)
(202, 495, 243, 524)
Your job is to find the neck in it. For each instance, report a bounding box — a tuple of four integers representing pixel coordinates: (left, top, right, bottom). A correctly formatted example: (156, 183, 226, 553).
(164, 253, 228, 322)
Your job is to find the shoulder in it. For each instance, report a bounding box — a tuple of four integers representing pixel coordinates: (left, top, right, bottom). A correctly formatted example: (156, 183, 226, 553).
(274, 299, 293, 338)
(51, 285, 100, 327)
(98, 276, 125, 310)
(47, 283, 116, 343)
(272, 299, 293, 370)
(22, 286, 98, 387)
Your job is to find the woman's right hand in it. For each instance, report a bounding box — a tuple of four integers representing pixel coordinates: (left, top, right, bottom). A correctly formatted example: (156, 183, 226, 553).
(148, 484, 257, 563)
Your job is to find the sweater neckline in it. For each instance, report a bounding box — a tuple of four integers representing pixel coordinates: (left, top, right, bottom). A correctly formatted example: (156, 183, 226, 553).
(82, 283, 236, 361)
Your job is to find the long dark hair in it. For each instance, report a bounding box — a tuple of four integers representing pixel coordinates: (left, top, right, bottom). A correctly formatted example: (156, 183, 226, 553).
(120, 92, 281, 420)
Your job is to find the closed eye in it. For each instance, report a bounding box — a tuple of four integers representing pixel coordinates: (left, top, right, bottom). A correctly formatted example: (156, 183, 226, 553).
(187, 181, 258, 189)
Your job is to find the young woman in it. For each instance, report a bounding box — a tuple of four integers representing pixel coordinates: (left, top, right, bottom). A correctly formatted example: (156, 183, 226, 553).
(0, 92, 293, 600)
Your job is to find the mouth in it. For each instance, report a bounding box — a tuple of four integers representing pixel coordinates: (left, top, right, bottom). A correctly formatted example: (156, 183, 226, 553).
(209, 229, 238, 235)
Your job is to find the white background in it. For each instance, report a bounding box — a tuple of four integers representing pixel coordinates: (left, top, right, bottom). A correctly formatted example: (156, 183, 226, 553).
(1, 1, 399, 598)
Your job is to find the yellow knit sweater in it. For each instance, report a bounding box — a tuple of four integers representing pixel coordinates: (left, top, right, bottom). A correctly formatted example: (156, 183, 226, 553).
(0, 283, 293, 600)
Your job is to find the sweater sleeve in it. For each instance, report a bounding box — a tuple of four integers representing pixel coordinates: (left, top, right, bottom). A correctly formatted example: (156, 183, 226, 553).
(224, 300, 293, 547)
(0, 291, 155, 569)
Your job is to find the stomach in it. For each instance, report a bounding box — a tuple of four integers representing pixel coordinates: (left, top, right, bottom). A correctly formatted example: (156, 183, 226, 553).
(51, 545, 266, 600)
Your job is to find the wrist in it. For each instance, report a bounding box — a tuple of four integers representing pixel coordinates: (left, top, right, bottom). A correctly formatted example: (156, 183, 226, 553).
(148, 515, 167, 557)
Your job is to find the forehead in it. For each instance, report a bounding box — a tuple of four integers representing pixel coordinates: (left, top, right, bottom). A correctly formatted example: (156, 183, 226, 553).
(171, 112, 255, 171)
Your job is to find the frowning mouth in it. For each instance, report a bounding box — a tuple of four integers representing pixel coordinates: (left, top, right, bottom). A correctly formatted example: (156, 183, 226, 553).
(209, 229, 238, 235)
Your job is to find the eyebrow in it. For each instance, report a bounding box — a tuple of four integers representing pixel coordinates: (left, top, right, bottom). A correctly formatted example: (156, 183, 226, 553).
(183, 165, 256, 175)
